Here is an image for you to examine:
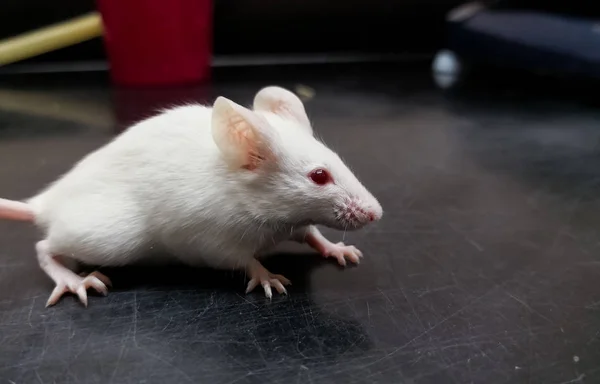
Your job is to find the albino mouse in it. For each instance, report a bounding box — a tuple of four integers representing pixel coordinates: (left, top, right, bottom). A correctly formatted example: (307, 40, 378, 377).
(0, 86, 382, 307)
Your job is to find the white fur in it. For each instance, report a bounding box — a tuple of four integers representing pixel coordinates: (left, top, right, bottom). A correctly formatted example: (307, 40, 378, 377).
(27, 87, 382, 270)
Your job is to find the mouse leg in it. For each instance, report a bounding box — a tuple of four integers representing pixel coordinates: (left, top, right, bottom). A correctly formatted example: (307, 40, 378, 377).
(245, 259, 291, 299)
(36, 240, 111, 307)
(291, 225, 363, 267)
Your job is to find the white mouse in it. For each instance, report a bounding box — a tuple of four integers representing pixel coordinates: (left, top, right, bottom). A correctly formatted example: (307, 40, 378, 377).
(0, 86, 382, 307)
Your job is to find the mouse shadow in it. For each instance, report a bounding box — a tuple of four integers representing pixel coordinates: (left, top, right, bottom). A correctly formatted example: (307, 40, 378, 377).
(90, 251, 340, 294)
(65, 252, 374, 381)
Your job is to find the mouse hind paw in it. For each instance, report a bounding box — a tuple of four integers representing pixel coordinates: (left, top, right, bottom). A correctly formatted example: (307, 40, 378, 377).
(46, 271, 112, 307)
(36, 240, 111, 307)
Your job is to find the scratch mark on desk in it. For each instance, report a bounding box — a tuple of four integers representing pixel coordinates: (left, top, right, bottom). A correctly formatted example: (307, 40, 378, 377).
(557, 373, 585, 384)
(377, 288, 394, 307)
(506, 292, 553, 323)
(357, 285, 497, 369)
(236, 293, 258, 308)
(34, 369, 44, 384)
(142, 349, 194, 383)
(27, 297, 35, 328)
(417, 285, 455, 298)
(132, 293, 138, 347)
(467, 238, 484, 252)
(585, 300, 600, 309)
(109, 344, 126, 384)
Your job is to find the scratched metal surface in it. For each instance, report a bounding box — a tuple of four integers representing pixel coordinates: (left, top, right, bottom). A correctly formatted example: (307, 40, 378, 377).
(0, 66, 599, 384)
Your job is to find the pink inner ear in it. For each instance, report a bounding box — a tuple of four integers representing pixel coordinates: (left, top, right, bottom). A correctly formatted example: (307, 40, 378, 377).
(224, 113, 267, 170)
(226, 114, 257, 146)
(271, 100, 302, 123)
(272, 100, 289, 114)
(213, 96, 277, 170)
(242, 152, 266, 171)
(232, 123, 273, 171)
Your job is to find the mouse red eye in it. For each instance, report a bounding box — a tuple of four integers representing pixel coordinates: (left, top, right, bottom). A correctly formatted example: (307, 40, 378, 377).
(309, 168, 332, 185)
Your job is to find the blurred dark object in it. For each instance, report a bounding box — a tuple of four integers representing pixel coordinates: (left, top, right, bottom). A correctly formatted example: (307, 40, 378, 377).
(0, 0, 464, 67)
(432, 1, 600, 90)
(97, 0, 212, 85)
(490, 1, 600, 18)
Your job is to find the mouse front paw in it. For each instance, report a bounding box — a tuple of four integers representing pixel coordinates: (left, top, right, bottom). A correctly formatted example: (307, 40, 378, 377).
(301, 226, 364, 267)
(246, 260, 291, 299)
(322, 242, 363, 267)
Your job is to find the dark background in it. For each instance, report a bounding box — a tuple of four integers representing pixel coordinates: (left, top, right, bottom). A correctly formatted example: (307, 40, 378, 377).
(3, 1, 599, 65)
(1, 0, 465, 64)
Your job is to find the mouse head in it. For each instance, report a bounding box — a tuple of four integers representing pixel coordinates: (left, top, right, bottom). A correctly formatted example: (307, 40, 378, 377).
(211, 86, 382, 230)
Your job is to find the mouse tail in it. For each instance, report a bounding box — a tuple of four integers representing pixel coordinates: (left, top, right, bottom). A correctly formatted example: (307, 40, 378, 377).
(0, 198, 35, 222)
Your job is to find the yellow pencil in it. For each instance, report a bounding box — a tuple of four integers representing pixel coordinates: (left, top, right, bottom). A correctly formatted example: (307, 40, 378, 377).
(0, 12, 103, 66)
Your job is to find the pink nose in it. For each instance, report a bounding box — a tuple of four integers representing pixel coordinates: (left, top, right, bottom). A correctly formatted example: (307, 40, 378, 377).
(368, 206, 383, 222)
(343, 198, 382, 226)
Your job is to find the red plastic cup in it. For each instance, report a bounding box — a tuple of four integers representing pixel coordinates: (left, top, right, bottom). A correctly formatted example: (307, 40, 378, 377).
(97, 0, 212, 86)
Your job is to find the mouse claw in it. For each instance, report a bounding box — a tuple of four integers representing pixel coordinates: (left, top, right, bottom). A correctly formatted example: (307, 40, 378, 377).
(46, 284, 67, 307)
(76, 285, 88, 307)
(262, 282, 273, 299)
(245, 279, 259, 294)
(270, 279, 287, 295)
(88, 271, 112, 287)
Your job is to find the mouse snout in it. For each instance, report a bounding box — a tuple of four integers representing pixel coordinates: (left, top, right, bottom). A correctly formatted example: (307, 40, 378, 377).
(337, 197, 383, 229)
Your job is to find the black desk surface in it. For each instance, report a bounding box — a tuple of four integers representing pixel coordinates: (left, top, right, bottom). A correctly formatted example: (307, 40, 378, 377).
(0, 66, 599, 384)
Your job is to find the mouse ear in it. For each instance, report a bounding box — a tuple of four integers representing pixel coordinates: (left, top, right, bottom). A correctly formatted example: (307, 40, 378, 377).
(253, 86, 312, 135)
(212, 96, 276, 170)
